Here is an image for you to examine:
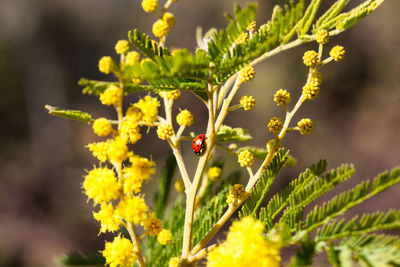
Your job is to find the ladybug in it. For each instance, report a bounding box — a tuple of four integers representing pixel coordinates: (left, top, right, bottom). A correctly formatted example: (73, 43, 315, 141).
(192, 134, 207, 156)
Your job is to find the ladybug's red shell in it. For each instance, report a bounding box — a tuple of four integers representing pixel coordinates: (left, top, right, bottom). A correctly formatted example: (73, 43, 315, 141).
(192, 134, 206, 156)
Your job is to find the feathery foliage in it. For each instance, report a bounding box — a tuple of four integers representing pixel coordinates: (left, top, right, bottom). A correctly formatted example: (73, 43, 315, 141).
(239, 149, 289, 219)
(58, 252, 105, 266)
(215, 125, 252, 143)
(128, 29, 171, 59)
(45, 105, 93, 123)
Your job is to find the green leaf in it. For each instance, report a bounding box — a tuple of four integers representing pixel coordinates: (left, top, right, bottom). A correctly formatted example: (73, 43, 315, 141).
(297, 0, 322, 37)
(316, 209, 400, 242)
(128, 29, 171, 60)
(315, 0, 349, 29)
(290, 234, 316, 267)
(192, 185, 231, 247)
(261, 160, 327, 227)
(216, 125, 252, 142)
(154, 153, 177, 219)
(280, 163, 355, 230)
(58, 252, 105, 266)
(45, 105, 93, 122)
(302, 167, 400, 232)
(239, 149, 289, 220)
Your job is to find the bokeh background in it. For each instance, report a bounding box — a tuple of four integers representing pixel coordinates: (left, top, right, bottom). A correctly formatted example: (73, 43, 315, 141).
(0, 0, 399, 266)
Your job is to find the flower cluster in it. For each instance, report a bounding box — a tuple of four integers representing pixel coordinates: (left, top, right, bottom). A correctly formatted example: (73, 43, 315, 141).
(267, 117, 283, 135)
(240, 95, 256, 110)
(238, 65, 256, 84)
(226, 184, 247, 205)
(207, 217, 281, 267)
(238, 150, 254, 167)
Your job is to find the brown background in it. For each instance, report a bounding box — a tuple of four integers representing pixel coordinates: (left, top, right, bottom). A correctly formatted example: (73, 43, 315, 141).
(0, 0, 399, 266)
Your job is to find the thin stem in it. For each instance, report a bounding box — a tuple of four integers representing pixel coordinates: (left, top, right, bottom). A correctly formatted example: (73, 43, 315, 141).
(215, 77, 241, 130)
(228, 104, 242, 112)
(127, 223, 146, 267)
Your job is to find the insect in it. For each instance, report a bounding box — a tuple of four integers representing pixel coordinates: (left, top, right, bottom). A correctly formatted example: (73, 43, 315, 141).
(192, 134, 207, 156)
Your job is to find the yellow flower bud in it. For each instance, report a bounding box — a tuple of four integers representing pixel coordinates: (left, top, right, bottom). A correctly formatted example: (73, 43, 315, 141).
(98, 56, 113, 74)
(238, 150, 254, 167)
(302, 50, 319, 67)
(93, 118, 112, 137)
(297, 118, 314, 135)
(330, 45, 345, 62)
(267, 117, 283, 135)
(240, 95, 256, 110)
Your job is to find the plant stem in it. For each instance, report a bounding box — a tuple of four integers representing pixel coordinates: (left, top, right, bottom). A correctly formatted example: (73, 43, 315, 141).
(127, 222, 146, 267)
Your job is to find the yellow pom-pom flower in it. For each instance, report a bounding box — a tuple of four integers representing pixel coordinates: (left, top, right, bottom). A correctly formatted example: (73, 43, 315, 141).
(238, 150, 254, 167)
(311, 71, 323, 86)
(115, 40, 130, 55)
(117, 196, 148, 224)
(236, 32, 249, 45)
(102, 235, 137, 267)
(153, 19, 170, 39)
(169, 257, 180, 267)
(226, 184, 247, 205)
(122, 155, 155, 194)
(93, 118, 112, 137)
(176, 109, 194, 127)
(87, 141, 109, 162)
(108, 137, 129, 163)
(302, 50, 319, 67)
(100, 85, 122, 107)
(207, 166, 222, 181)
(330, 45, 345, 62)
(207, 217, 281, 267)
(98, 56, 113, 74)
(157, 123, 174, 140)
(125, 51, 141, 66)
(83, 167, 120, 205)
(159, 89, 181, 100)
(302, 81, 320, 100)
(297, 118, 314, 135)
(238, 65, 256, 84)
(163, 12, 176, 28)
(267, 117, 283, 135)
(142, 212, 162, 236)
(157, 229, 172, 245)
(93, 203, 122, 233)
(135, 96, 160, 124)
(174, 180, 185, 193)
(315, 29, 330, 44)
(121, 118, 141, 144)
(126, 105, 143, 121)
(141, 0, 158, 13)
(273, 89, 291, 106)
(240, 95, 256, 110)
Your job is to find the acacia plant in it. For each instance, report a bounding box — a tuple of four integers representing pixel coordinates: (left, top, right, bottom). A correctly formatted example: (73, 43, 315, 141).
(47, 0, 400, 266)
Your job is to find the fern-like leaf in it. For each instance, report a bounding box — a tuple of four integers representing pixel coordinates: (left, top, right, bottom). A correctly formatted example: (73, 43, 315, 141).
(297, 0, 322, 37)
(215, 125, 252, 142)
(45, 105, 93, 123)
(128, 29, 170, 59)
(239, 149, 289, 219)
(303, 167, 400, 232)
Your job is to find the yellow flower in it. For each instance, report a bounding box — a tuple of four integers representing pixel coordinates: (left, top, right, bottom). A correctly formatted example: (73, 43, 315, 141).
(238, 150, 254, 167)
(163, 12, 176, 28)
(125, 105, 143, 122)
(153, 19, 170, 39)
(266, 139, 280, 153)
(87, 141, 109, 162)
(93, 203, 122, 233)
(115, 40, 130, 55)
(247, 21, 257, 31)
(100, 85, 122, 107)
(267, 117, 283, 135)
(102, 235, 137, 267)
(157, 229, 172, 245)
(302, 81, 320, 100)
(330, 45, 345, 62)
(168, 257, 180, 267)
(83, 167, 120, 205)
(125, 51, 141, 66)
(297, 118, 314, 135)
(117, 196, 148, 224)
(108, 137, 129, 163)
(141, 0, 158, 12)
(311, 71, 323, 86)
(135, 96, 160, 124)
(236, 32, 249, 45)
(174, 180, 185, 193)
(226, 184, 247, 205)
(238, 65, 255, 84)
(273, 89, 291, 106)
(302, 50, 319, 67)
(98, 56, 113, 74)
(315, 29, 330, 44)
(93, 118, 112, 137)
(207, 166, 222, 181)
(121, 118, 141, 144)
(142, 212, 162, 236)
(176, 109, 194, 127)
(122, 156, 155, 194)
(207, 217, 280, 267)
(157, 123, 174, 140)
(240, 95, 255, 110)
(159, 89, 181, 100)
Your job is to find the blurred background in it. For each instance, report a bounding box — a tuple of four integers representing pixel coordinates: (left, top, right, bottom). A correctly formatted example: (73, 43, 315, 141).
(0, 0, 399, 266)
